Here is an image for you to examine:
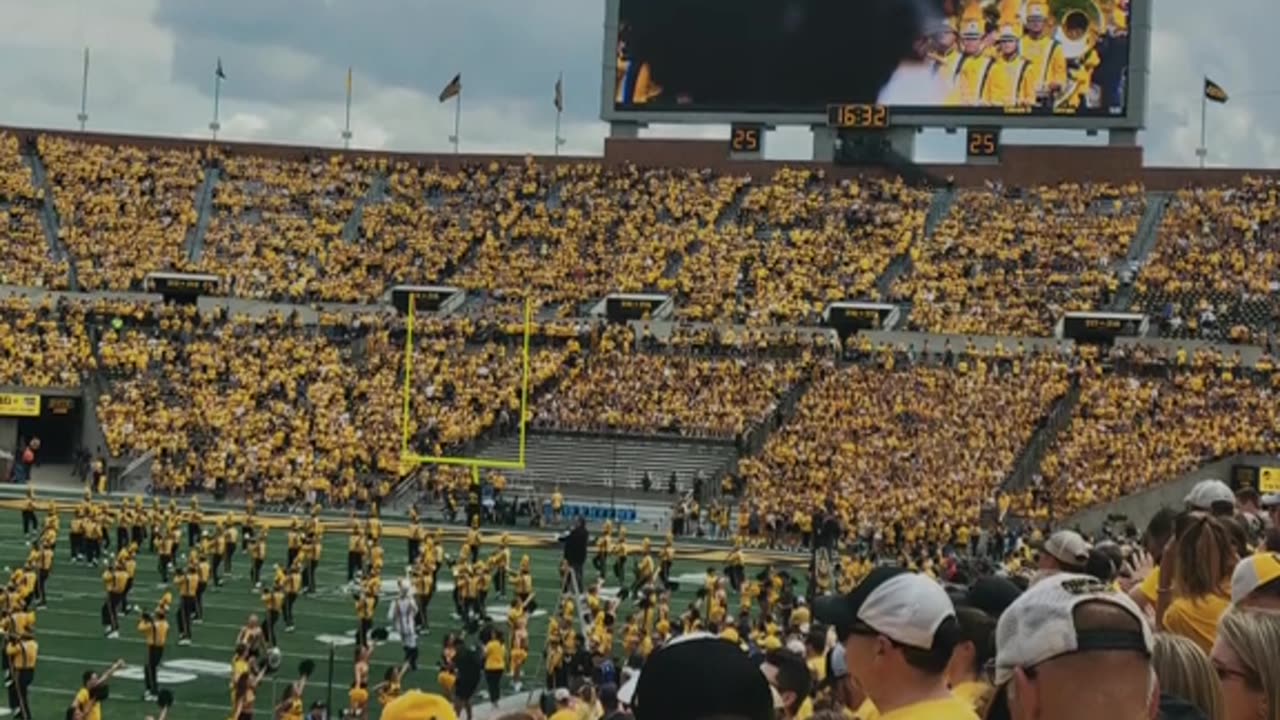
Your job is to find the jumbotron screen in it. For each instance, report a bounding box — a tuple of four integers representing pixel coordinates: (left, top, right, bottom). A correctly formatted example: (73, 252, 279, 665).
(613, 0, 1133, 118)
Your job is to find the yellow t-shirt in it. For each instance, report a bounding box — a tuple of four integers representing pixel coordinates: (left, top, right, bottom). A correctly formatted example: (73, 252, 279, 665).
(853, 698, 880, 720)
(74, 687, 101, 720)
(549, 709, 578, 720)
(951, 681, 993, 716)
(1137, 567, 1161, 604)
(878, 696, 978, 720)
(484, 640, 506, 672)
(1163, 592, 1230, 654)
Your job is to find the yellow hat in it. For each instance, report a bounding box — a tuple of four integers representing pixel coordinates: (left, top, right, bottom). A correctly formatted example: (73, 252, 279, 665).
(378, 690, 458, 720)
(960, 3, 984, 38)
(1231, 552, 1280, 604)
(1026, 1, 1049, 20)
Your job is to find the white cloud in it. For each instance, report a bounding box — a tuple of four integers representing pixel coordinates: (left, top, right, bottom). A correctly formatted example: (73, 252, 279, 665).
(0, 0, 1275, 168)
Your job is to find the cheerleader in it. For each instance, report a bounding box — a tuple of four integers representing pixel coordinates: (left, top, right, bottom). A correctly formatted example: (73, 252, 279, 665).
(509, 611, 530, 692)
(374, 662, 408, 708)
(437, 634, 459, 701)
(347, 643, 372, 719)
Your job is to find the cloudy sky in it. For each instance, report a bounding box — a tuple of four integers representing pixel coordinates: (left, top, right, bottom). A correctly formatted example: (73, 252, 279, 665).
(2, 0, 1277, 166)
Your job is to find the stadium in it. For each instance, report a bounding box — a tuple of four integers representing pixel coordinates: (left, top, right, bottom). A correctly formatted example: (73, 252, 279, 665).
(1, 0, 1279, 719)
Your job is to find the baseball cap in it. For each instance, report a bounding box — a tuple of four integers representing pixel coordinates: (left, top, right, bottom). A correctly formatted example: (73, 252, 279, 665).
(554, 688, 572, 703)
(825, 644, 848, 688)
(1261, 494, 1280, 509)
(957, 576, 1023, 618)
(378, 690, 457, 720)
(626, 633, 774, 720)
(813, 566, 957, 651)
(994, 573, 1153, 686)
(1038, 530, 1091, 568)
(1184, 480, 1235, 511)
(1230, 552, 1280, 604)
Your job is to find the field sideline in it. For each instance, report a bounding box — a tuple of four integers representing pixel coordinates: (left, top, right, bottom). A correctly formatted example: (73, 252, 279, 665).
(0, 508, 771, 720)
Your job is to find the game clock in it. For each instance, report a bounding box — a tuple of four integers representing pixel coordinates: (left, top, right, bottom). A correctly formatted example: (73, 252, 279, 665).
(827, 104, 889, 129)
(966, 128, 1001, 158)
(729, 123, 763, 153)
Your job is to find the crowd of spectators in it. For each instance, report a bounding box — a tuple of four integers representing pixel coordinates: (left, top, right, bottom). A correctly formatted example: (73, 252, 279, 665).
(1134, 178, 1280, 343)
(534, 326, 806, 438)
(0, 296, 94, 388)
(89, 305, 578, 499)
(893, 182, 1143, 336)
(0, 133, 67, 289)
(676, 169, 930, 325)
(737, 354, 1072, 560)
(1037, 365, 1280, 516)
(199, 153, 374, 301)
(40, 135, 201, 290)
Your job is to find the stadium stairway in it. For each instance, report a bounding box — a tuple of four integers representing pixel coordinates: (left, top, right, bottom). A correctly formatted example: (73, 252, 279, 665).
(998, 373, 1083, 501)
(24, 144, 76, 289)
(341, 171, 387, 243)
(470, 430, 737, 499)
(880, 186, 955, 327)
(185, 165, 220, 262)
(1106, 191, 1171, 313)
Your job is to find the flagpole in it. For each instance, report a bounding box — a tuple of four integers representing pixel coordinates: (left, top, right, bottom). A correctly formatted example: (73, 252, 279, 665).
(555, 71, 565, 156)
(77, 47, 90, 132)
(210, 74, 222, 141)
(342, 67, 353, 150)
(453, 92, 462, 155)
(1197, 86, 1207, 169)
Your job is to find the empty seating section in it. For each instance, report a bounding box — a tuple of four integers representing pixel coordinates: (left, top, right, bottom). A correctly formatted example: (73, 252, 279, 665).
(892, 182, 1143, 335)
(40, 135, 201, 290)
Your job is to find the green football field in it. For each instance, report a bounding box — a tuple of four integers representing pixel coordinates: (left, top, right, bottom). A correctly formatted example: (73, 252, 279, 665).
(0, 512, 745, 720)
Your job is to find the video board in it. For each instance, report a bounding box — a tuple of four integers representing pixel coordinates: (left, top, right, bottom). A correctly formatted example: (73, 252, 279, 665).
(603, 0, 1148, 129)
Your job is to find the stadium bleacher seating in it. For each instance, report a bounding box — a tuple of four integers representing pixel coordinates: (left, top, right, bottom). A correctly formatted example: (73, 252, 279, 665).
(1133, 178, 1280, 343)
(736, 355, 1072, 551)
(8, 128, 1280, 550)
(40, 135, 201, 290)
(892, 182, 1143, 336)
(0, 133, 67, 289)
(1037, 364, 1280, 516)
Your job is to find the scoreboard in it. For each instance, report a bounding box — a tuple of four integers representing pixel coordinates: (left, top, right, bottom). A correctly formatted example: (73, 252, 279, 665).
(604, 0, 1150, 134)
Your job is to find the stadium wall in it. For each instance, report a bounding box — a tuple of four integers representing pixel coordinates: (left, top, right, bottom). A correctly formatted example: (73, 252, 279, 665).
(6, 124, 1279, 189)
(1064, 453, 1280, 535)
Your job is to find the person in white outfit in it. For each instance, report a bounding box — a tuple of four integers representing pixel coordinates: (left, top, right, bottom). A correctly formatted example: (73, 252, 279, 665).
(388, 581, 419, 670)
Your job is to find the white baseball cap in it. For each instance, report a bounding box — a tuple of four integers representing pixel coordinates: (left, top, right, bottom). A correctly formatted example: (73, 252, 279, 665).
(1261, 493, 1280, 509)
(814, 567, 958, 651)
(994, 573, 1152, 686)
(1231, 552, 1280, 604)
(1184, 479, 1235, 510)
(1039, 530, 1091, 568)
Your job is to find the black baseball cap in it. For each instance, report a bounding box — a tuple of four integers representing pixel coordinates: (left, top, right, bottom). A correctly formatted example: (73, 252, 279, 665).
(628, 633, 774, 720)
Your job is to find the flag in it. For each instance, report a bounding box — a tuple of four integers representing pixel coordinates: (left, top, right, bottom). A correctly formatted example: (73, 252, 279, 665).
(215, 57, 226, 80)
(1204, 77, 1228, 104)
(438, 73, 461, 103)
(554, 73, 564, 112)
